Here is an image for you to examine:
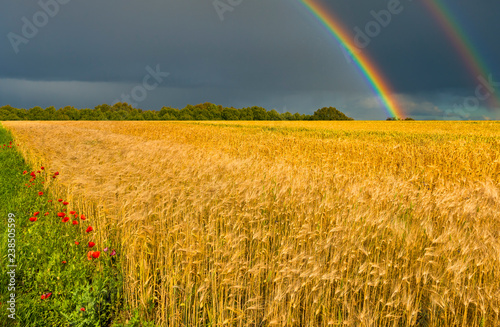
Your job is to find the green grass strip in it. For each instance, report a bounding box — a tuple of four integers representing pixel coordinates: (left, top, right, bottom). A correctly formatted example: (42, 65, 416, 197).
(0, 124, 123, 326)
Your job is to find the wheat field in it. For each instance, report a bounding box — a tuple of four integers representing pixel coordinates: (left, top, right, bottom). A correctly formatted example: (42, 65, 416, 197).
(3, 120, 500, 326)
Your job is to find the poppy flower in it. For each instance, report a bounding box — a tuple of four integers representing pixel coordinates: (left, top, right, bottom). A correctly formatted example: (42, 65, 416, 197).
(23, 171, 27, 174)
(44, 212, 49, 216)
(87, 251, 94, 260)
(63, 202, 69, 206)
(30, 172, 36, 177)
(69, 211, 76, 215)
(80, 308, 85, 311)
(62, 217, 70, 223)
(110, 249, 117, 256)
(86, 226, 93, 233)
(48, 200, 53, 202)
(72, 220, 78, 225)
(88, 242, 95, 248)
(92, 251, 101, 259)
(62, 261, 67, 264)
(41, 292, 52, 300)
(29, 217, 37, 222)
(54, 171, 59, 176)
(37, 170, 41, 173)
(75, 241, 80, 245)
(80, 215, 86, 220)
(58, 199, 63, 202)
(57, 212, 65, 217)
(25, 184, 28, 186)
(38, 192, 43, 196)
(33, 212, 40, 216)
(41, 167, 45, 170)
(52, 176, 56, 179)
(74, 214, 79, 219)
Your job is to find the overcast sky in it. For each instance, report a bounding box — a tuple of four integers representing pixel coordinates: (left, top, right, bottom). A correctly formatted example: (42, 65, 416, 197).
(1, 0, 499, 120)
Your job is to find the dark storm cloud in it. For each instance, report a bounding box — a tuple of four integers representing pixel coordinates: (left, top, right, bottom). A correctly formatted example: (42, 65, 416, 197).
(1, 0, 499, 119)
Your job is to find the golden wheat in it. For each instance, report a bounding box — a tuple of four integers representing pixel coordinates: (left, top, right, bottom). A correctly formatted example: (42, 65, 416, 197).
(3, 120, 500, 326)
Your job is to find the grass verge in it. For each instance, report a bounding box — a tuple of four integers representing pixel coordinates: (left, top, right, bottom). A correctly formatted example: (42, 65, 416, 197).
(0, 125, 123, 326)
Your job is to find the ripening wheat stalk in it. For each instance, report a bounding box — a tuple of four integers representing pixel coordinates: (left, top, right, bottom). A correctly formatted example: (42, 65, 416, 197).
(4, 120, 500, 326)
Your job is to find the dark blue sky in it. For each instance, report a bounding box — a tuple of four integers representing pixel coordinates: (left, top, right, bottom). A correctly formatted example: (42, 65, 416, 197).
(1, 0, 499, 119)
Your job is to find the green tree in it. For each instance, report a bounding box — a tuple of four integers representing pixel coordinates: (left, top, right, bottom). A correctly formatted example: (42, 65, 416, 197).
(159, 107, 179, 120)
(267, 109, 282, 121)
(312, 107, 353, 121)
(251, 106, 267, 120)
(28, 106, 47, 120)
(44, 106, 56, 119)
(222, 107, 240, 120)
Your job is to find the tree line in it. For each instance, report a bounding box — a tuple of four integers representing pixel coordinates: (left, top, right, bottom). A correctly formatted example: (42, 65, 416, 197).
(0, 103, 354, 121)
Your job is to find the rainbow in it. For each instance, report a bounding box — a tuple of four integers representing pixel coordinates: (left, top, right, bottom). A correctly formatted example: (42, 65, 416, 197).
(422, 0, 500, 108)
(298, 0, 404, 119)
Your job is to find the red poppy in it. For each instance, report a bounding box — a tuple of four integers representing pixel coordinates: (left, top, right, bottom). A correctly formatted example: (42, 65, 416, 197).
(62, 261, 67, 264)
(29, 217, 37, 222)
(44, 212, 49, 216)
(33, 212, 40, 216)
(74, 214, 79, 219)
(54, 171, 59, 175)
(80, 308, 85, 311)
(38, 192, 43, 196)
(72, 220, 78, 225)
(23, 170, 27, 174)
(37, 170, 41, 173)
(62, 217, 70, 223)
(75, 241, 80, 245)
(41, 292, 52, 300)
(58, 199, 63, 202)
(88, 242, 95, 248)
(30, 172, 36, 177)
(92, 251, 101, 259)
(86, 226, 93, 233)
(41, 167, 45, 170)
(57, 212, 65, 217)
(52, 176, 56, 179)
(70, 211, 76, 215)
(80, 215, 86, 220)
(87, 251, 93, 260)
(63, 202, 69, 205)
(48, 200, 53, 202)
